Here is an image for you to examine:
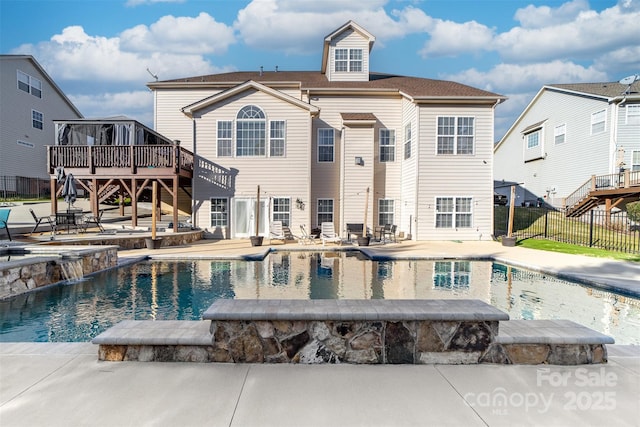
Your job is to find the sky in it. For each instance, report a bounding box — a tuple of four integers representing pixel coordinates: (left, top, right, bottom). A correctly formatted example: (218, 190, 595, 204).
(1, 0, 639, 140)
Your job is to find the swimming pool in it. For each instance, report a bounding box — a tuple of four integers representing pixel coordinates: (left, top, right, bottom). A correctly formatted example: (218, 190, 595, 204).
(1, 251, 638, 344)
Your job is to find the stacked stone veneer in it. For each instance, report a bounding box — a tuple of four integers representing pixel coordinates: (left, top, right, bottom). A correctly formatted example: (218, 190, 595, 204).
(46, 230, 203, 249)
(203, 299, 509, 364)
(0, 246, 118, 299)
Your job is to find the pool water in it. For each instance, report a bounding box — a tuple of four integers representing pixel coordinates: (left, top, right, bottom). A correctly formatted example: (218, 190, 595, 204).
(1, 252, 638, 344)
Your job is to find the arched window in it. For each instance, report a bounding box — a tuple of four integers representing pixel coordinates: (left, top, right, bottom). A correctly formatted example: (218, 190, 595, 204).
(236, 105, 266, 156)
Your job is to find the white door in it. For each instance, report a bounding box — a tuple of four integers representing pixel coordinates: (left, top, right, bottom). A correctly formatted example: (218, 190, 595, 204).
(232, 198, 268, 238)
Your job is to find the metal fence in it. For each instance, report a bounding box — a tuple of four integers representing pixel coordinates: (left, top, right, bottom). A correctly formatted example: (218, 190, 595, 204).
(0, 176, 50, 200)
(494, 206, 640, 253)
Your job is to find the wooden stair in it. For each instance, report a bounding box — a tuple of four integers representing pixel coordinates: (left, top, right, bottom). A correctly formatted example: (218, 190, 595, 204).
(565, 171, 640, 217)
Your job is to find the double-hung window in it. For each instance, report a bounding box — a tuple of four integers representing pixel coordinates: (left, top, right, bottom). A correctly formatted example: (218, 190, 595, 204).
(626, 105, 640, 125)
(378, 199, 394, 225)
(437, 117, 474, 154)
(270, 120, 285, 157)
(210, 198, 228, 227)
(591, 109, 606, 134)
(379, 129, 395, 162)
(435, 197, 472, 228)
(32, 110, 43, 130)
(404, 124, 412, 159)
(318, 129, 334, 162)
(17, 70, 42, 98)
(272, 197, 291, 226)
(236, 105, 266, 156)
(632, 151, 640, 172)
(217, 121, 233, 157)
(317, 199, 334, 225)
(334, 48, 363, 72)
(554, 124, 566, 144)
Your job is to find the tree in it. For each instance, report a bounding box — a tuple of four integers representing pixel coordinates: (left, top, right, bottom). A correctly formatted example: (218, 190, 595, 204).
(627, 201, 640, 223)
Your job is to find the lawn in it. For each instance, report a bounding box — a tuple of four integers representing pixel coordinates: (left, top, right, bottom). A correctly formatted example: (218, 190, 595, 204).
(517, 238, 640, 262)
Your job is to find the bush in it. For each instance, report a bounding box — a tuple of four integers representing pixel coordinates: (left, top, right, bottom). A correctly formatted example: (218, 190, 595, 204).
(627, 201, 640, 222)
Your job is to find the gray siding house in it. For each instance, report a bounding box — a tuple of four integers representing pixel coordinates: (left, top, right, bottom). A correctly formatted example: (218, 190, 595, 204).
(494, 80, 640, 208)
(149, 21, 505, 241)
(0, 55, 82, 194)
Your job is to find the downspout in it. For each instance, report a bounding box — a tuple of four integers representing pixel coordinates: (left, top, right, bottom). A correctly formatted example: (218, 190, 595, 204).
(413, 107, 420, 241)
(609, 101, 619, 174)
(340, 127, 346, 234)
(192, 118, 197, 229)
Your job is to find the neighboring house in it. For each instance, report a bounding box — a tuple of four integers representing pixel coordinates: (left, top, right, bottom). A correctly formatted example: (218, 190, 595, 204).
(148, 21, 505, 241)
(494, 80, 640, 208)
(0, 55, 83, 192)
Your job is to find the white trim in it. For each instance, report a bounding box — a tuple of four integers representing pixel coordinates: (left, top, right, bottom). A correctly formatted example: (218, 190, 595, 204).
(626, 104, 640, 125)
(317, 128, 335, 163)
(554, 123, 566, 145)
(591, 109, 607, 135)
(316, 198, 334, 227)
(434, 196, 473, 229)
(436, 115, 476, 155)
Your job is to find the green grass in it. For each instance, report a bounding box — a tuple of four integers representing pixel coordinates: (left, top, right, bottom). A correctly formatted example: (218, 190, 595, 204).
(517, 238, 640, 262)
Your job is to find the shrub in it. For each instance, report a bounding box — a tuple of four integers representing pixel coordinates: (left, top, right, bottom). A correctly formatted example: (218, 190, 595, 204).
(627, 201, 640, 222)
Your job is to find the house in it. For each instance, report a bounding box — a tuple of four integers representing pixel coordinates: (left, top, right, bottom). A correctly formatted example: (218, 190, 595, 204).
(494, 79, 640, 210)
(0, 55, 82, 196)
(148, 21, 505, 241)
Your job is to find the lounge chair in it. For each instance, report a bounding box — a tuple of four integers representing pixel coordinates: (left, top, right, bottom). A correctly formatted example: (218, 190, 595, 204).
(320, 222, 342, 246)
(383, 224, 397, 243)
(269, 221, 286, 244)
(29, 208, 56, 235)
(0, 209, 11, 241)
(299, 225, 319, 245)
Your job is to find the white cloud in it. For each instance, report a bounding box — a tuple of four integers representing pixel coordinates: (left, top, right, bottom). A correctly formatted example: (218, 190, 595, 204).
(444, 61, 608, 94)
(120, 12, 235, 55)
(234, 0, 431, 53)
(419, 19, 494, 58)
(514, 0, 589, 28)
(70, 91, 154, 124)
(495, 2, 640, 63)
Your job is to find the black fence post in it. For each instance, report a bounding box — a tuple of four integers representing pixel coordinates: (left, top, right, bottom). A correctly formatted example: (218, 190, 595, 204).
(544, 209, 548, 238)
(589, 210, 594, 248)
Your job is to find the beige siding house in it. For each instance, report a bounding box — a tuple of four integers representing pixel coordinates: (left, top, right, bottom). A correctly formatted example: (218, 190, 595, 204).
(0, 55, 82, 188)
(149, 21, 505, 241)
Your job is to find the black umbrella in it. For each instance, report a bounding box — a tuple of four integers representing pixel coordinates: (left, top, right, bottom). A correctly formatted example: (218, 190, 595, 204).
(62, 173, 78, 208)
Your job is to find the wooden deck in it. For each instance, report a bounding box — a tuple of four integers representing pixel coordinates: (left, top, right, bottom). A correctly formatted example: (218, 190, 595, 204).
(47, 145, 194, 232)
(564, 170, 640, 217)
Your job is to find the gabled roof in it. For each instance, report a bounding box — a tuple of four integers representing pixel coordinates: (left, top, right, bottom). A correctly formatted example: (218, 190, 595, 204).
(495, 80, 640, 151)
(321, 21, 375, 74)
(151, 71, 504, 104)
(341, 112, 377, 126)
(0, 54, 83, 118)
(181, 80, 320, 117)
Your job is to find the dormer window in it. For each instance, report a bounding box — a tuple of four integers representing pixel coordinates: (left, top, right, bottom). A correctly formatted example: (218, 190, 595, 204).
(335, 48, 362, 73)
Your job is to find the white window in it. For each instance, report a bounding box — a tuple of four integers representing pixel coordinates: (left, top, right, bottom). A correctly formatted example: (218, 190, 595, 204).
(404, 123, 412, 159)
(334, 48, 362, 73)
(17, 70, 42, 98)
(554, 124, 566, 144)
(626, 105, 640, 125)
(435, 197, 472, 228)
(317, 199, 334, 225)
(236, 105, 266, 156)
(591, 109, 606, 135)
(437, 117, 474, 155)
(379, 129, 395, 162)
(526, 130, 540, 149)
(272, 197, 290, 226)
(270, 120, 286, 157)
(633, 151, 640, 172)
(378, 199, 394, 225)
(210, 198, 228, 227)
(318, 128, 334, 162)
(32, 110, 43, 130)
(217, 121, 232, 157)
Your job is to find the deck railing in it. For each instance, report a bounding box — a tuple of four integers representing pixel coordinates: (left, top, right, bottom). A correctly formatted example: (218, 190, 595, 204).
(564, 170, 639, 210)
(48, 145, 194, 175)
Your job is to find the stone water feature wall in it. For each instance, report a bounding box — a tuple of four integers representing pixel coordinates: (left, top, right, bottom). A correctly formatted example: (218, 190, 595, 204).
(0, 246, 118, 299)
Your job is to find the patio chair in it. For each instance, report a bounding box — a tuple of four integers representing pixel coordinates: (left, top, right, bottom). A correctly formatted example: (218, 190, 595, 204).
(29, 208, 56, 235)
(299, 225, 319, 245)
(269, 221, 286, 244)
(0, 209, 11, 241)
(383, 224, 397, 243)
(84, 209, 105, 232)
(320, 222, 342, 246)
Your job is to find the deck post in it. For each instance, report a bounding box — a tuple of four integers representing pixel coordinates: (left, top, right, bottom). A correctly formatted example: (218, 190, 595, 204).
(131, 178, 137, 228)
(50, 177, 57, 215)
(173, 176, 179, 232)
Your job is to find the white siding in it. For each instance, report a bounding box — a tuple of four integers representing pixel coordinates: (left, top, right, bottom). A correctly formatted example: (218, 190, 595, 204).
(417, 104, 495, 240)
(0, 57, 82, 180)
(326, 29, 369, 82)
(341, 125, 374, 235)
(494, 89, 612, 206)
(616, 103, 640, 169)
(401, 98, 417, 239)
